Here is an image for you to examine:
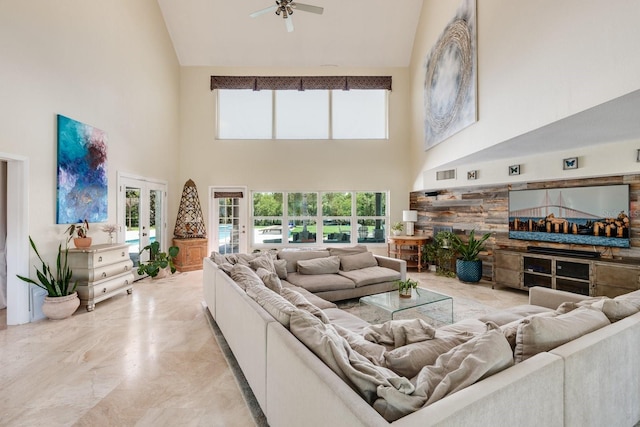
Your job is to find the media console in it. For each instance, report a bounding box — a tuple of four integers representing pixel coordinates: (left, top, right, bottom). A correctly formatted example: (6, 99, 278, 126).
(494, 248, 640, 297)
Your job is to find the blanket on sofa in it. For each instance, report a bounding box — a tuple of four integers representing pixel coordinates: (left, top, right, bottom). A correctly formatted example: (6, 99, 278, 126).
(290, 309, 514, 422)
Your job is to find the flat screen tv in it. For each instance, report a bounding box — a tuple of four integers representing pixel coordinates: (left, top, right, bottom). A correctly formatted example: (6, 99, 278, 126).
(508, 184, 630, 248)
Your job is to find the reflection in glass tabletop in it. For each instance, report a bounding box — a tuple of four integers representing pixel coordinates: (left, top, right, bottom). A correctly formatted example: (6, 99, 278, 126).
(359, 288, 453, 323)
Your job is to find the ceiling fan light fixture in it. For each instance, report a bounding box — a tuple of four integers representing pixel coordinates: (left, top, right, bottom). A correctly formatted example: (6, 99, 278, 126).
(286, 6, 293, 15)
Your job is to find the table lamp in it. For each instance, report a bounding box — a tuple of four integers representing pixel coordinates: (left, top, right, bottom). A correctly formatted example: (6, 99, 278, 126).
(402, 210, 418, 236)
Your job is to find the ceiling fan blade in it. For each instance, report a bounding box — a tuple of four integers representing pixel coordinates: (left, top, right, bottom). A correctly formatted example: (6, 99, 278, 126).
(285, 15, 294, 32)
(250, 5, 278, 18)
(291, 2, 323, 14)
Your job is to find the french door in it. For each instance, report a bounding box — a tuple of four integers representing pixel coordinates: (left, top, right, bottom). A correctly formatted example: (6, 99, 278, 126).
(209, 187, 247, 255)
(117, 173, 168, 278)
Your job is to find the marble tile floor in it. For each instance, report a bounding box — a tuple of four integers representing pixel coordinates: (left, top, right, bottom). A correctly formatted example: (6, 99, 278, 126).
(0, 270, 255, 427)
(0, 268, 528, 427)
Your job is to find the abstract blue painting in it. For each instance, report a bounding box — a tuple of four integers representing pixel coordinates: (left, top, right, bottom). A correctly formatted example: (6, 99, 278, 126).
(56, 115, 108, 224)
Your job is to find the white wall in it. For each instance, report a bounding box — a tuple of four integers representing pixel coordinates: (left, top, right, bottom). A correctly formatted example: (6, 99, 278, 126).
(0, 0, 180, 322)
(179, 67, 413, 242)
(409, 0, 640, 189)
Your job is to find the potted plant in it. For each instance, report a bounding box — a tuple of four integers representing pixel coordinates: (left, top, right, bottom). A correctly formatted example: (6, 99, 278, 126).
(434, 230, 456, 277)
(395, 278, 420, 298)
(16, 236, 80, 320)
(451, 229, 491, 283)
(391, 222, 404, 236)
(65, 219, 91, 248)
(137, 241, 180, 278)
(422, 241, 438, 272)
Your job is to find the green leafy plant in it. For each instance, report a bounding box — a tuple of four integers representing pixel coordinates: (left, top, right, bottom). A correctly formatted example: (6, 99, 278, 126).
(65, 219, 89, 241)
(433, 230, 456, 277)
(391, 222, 404, 232)
(451, 229, 491, 261)
(16, 236, 77, 297)
(396, 278, 420, 295)
(137, 241, 180, 277)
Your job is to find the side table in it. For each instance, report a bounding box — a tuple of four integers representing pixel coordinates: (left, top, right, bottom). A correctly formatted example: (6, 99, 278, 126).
(173, 238, 208, 272)
(388, 235, 428, 272)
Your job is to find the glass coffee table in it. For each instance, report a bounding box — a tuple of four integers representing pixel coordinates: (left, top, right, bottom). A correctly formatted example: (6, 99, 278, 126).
(359, 288, 453, 324)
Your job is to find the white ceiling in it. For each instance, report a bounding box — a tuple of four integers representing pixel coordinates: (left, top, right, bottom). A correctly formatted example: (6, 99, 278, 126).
(156, 0, 640, 167)
(156, 0, 424, 68)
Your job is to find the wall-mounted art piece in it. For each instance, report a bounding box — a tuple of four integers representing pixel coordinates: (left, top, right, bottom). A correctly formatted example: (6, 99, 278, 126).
(467, 170, 478, 180)
(56, 115, 108, 224)
(563, 157, 578, 170)
(509, 165, 521, 176)
(424, 0, 477, 150)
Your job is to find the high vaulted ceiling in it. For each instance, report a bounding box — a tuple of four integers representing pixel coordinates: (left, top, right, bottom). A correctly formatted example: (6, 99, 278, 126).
(156, 0, 424, 67)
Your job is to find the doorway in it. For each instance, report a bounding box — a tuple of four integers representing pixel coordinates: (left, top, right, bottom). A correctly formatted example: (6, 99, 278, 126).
(117, 173, 168, 280)
(209, 187, 247, 255)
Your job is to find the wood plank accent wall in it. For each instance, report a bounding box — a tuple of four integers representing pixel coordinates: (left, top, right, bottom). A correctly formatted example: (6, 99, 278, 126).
(410, 174, 640, 280)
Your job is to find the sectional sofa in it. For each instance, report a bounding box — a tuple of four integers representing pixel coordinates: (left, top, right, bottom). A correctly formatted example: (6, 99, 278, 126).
(202, 250, 640, 427)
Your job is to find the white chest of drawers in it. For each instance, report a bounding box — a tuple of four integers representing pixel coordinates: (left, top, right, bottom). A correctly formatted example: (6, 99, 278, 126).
(67, 243, 134, 311)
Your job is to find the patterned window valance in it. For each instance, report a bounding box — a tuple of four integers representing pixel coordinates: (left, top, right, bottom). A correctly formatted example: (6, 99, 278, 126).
(214, 191, 244, 198)
(210, 76, 392, 91)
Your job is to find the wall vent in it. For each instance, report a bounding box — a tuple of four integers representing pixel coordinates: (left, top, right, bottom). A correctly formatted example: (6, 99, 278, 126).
(436, 169, 456, 181)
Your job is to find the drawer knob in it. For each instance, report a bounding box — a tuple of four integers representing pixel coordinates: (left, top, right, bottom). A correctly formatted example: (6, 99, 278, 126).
(102, 272, 107, 278)
(124, 279, 129, 285)
(98, 256, 103, 262)
(124, 265, 129, 271)
(102, 288, 107, 293)
(121, 251, 125, 257)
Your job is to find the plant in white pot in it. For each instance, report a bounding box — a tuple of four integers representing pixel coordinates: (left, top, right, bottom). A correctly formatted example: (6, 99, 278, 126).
(451, 229, 491, 283)
(16, 236, 80, 320)
(396, 278, 420, 298)
(391, 222, 404, 236)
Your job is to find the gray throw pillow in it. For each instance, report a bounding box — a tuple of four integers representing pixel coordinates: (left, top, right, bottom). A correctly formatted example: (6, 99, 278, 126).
(249, 253, 276, 274)
(339, 251, 378, 272)
(273, 259, 288, 279)
(297, 256, 340, 275)
(256, 267, 283, 294)
(230, 264, 264, 291)
(280, 288, 329, 323)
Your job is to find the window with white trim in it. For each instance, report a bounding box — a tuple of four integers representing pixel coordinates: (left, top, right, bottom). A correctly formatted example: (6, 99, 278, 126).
(252, 191, 388, 246)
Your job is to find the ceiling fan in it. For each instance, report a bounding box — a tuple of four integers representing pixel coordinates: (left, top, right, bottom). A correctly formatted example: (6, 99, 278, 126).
(250, 1, 324, 33)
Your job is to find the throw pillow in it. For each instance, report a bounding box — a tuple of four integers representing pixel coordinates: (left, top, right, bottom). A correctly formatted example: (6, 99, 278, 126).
(333, 324, 387, 366)
(339, 251, 378, 272)
(280, 288, 329, 323)
(218, 262, 234, 276)
(384, 332, 474, 378)
(230, 264, 264, 291)
(327, 245, 368, 257)
(209, 251, 227, 266)
(246, 285, 297, 328)
(590, 298, 639, 322)
(514, 306, 610, 363)
(614, 289, 640, 310)
(277, 250, 331, 273)
(255, 267, 283, 294)
(297, 255, 340, 275)
(273, 259, 288, 279)
(249, 253, 276, 274)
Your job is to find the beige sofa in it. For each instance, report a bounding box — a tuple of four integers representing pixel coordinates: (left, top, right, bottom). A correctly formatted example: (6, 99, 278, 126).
(203, 255, 640, 427)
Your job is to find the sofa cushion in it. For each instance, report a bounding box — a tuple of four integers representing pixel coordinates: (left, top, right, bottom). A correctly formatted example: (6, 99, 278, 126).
(285, 272, 356, 293)
(256, 267, 283, 294)
(230, 264, 264, 291)
(338, 266, 401, 287)
(236, 253, 260, 266)
(477, 304, 555, 327)
(557, 297, 640, 322)
(384, 331, 475, 378)
(281, 281, 337, 309)
(614, 289, 640, 310)
(363, 319, 436, 348)
(514, 306, 610, 363)
(280, 288, 330, 323)
(297, 256, 341, 275)
(323, 307, 372, 335)
(249, 253, 276, 273)
(273, 259, 288, 279)
(375, 329, 514, 422)
(499, 311, 558, 351)
(289, 309, 414, 406)
(277, 250, 330, 273)
(339, 251, 378, 272)
(438, 318, 488, 335)
(333, 324, 387, 366)
(246, 285, 297, 328)
(327, 245, 368, 257)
